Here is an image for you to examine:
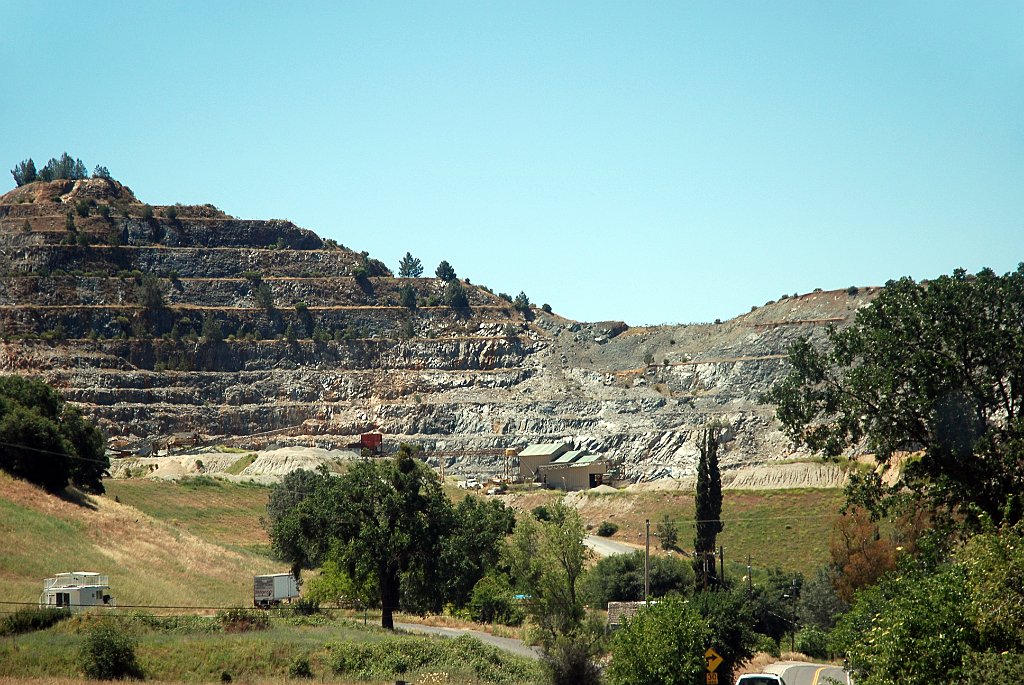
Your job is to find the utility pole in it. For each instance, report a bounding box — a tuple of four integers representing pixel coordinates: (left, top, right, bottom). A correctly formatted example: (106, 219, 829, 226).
(719, 545, 725, 587)
(644, 518, 650, 604)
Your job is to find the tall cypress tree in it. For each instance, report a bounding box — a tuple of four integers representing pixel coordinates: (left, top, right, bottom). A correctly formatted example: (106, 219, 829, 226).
(694, 425, 724, 588)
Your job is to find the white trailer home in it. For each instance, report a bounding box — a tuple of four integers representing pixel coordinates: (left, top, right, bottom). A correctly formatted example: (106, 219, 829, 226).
(253, 573, 300, 608)
(39, 572, 114, 612)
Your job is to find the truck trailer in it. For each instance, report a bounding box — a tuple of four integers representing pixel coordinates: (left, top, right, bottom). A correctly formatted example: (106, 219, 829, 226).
(253, 573, 299, 608)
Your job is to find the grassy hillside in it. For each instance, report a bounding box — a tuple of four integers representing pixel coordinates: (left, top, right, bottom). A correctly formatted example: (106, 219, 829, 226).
(103, 478, 272, 556)
(510, 486, 845, 574)
(0, 473, 270, 609)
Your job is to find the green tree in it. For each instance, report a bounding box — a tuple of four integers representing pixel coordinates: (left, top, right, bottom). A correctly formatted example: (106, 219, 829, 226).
(267, 446, 454, 629)
(504, 500, 589, 640)
(691, 589, 758, 684)
(0, 376, 106, 493)
(399, 284, 417, 310)
(79, 620, 142, 680)
(92, 165, 111, 180)
(513, 291, 531, 312)
(765, 266, 1024, 528)
(656, 513, 679, 551)
(797, 567, 848, 631)
(607, 595, 712, 685)
(136, 273, 165, 309)
(201, 314, 224, 343)
(444, 280, 469, 309)
(398, 252, 424, 278)
(694, 425, 723, 587)
(254, 282, 275, 311)
(38, 153, 87, 182)
(581, 550, 693, 609)
(11, 158, 36, 186)
(435, 260, 456, 281)
(438, 496, 516, 609)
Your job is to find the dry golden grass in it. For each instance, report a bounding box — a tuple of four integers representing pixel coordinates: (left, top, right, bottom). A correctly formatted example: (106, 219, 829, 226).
(0, 472, 271, 609)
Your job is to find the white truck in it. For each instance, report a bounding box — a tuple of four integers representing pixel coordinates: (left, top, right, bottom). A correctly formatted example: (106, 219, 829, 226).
(253, 573, 300, 608)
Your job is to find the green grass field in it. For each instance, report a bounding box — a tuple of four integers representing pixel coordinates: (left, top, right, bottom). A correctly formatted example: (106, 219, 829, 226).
(103, 478, 272, 556)
(0, 613, 539, 684)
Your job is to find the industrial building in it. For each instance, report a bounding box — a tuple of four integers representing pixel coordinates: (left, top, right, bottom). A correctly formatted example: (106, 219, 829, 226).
(517, 443, 609, 491)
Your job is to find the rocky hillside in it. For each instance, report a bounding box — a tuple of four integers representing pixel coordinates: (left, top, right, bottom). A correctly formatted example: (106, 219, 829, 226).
(0, 176, 876, 480)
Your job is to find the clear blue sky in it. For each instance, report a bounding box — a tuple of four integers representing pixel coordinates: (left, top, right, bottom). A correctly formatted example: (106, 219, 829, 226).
(3, 2, 1022, 324)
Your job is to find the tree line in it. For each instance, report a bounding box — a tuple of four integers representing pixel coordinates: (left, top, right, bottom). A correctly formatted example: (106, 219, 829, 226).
(0, 376, 108, 494)
(10, 153, 111, 186)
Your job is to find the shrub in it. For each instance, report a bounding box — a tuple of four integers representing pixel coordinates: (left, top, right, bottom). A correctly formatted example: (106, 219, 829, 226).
(596, 521, 618, 537)
(98, 204, 111, 219)
(217, 607, 270, 632)
(754, 632, 781, 657)
(288, 656, 314, 679)
(164, 206, 177, 220)
(469, 575, 523, 626)
(65, 211, 76, 231)
(75, 199, 91, 217)
(531, 505, 552, 521)
(542, 632, 603, 685)
(79, 620, 143, 680)
(141, 205, 154, 220)
(542, 303, 552, 313)
(444, 280, 469, 309)
(435, 260, 457, 281)
(796, 626, 829, 659)
(291, 597, 320, 616)
(0, 607, 70, 636)
(847, 285, 859, 295)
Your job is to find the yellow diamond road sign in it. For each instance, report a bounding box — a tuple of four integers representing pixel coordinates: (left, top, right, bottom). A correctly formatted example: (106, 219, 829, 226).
(705, 648, 724, 673)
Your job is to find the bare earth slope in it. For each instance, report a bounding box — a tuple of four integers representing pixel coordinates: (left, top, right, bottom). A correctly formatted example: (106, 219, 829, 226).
(0, 178, 873, 480)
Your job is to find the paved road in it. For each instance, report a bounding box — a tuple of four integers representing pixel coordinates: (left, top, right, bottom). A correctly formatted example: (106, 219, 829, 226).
(769, 661, 850, 685)
(394, 622, 542, 660)
(584, 534, 640, 557)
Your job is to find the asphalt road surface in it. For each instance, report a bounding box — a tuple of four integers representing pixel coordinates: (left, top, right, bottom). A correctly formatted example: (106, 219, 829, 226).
(770, 661, 851, 685)
(394, 622, 542, 660)
(584, 534, 640, 557)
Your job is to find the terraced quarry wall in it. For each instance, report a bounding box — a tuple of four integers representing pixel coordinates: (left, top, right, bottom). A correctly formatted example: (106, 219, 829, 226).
(0, 177, 874, 480)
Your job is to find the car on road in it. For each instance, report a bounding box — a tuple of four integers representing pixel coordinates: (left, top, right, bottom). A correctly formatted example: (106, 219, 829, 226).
(735, 675, 787, 685)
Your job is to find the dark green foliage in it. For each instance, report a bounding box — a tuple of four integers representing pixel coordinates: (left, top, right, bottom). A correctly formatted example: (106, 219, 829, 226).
(596, 520, 618, 536)
(93, 165, 111, 180)
(531, 505, 552, 521)
(607, 595, 711, 685)
(399, 284, 417, 309)
(399, 319, 415, 339)
(330, 634, 537, 684)
(541, 303, 552, 313)
(435, 260, 456, 281)
(747, 570, 802, 644)
(285, 323, 298, 343)
(65, 211, 76, 231)
(268, 446, 456, 629)
(290, 597, 320, 616)
(796, 626, 829, 659)
(141, 204, 154, 220)
(288, 656, 313, 679)
(0, 376, 107, 494)
(846, 285, 859, 295)
(201, 314, 223, 343)
(469, 574, 523, 625)
(75, 199, 91, 217)
(690, 589, 758, 685)
(11, 158, 37, 186)
(581, 550, 693, 609)
(513, 291, 530, 312)
(964, 652, 1024, 685)
(97, 204, 111, 219)
(439, 496, 516, 609)
(254, 282, 275, 310)
(136, 273, 165, 309)
(0, 607, 70, 636)
(398, 252, 424, 278)
(656, 513, 679, 551)
(37, 153, 88, 182)
(541, 628, 604, 685)
(217, 608, 270, 632)
(797, 567, 848, 631)
(444, 279, 469, 308)
(79, 620, 143, 680)
(694, 425, 723, 587)
(164, 206, 178, 221)
(765, 265, 1024, 528)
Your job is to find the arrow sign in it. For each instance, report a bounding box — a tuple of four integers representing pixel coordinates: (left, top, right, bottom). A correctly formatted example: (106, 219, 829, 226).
(705, 648, 724, 673)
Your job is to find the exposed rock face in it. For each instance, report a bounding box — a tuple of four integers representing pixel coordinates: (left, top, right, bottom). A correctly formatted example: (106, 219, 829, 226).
(0, 178, 874, 480)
